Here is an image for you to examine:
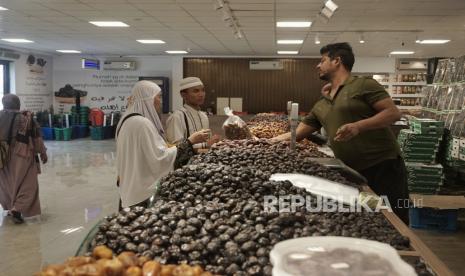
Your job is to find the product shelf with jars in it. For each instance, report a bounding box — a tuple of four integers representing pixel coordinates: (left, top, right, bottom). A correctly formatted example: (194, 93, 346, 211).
(360, 72, 427, 111)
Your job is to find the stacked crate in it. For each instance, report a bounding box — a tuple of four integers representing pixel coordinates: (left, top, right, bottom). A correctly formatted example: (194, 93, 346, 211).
(405, 163, 443, 194)
(71, 106, 90, 139)
(439, 132, 465, 190)
(398, 118, 445, 194)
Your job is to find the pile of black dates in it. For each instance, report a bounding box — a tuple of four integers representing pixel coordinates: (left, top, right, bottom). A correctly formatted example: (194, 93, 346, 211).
(192, 139, 338, 183)
(89, 140, 410, 275)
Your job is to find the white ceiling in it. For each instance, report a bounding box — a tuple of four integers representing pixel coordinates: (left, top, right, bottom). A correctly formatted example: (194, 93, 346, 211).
(0, 0, 464, 57)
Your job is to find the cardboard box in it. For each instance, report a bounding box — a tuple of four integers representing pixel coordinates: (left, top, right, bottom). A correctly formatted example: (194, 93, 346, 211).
(401, 147, 437, 155)
(407, 175, 444, 182)
(410, 194, 465, 209)
(460, 138, 465, 147)
(399, 129, 443, 141)
(400, 141, 440, 148)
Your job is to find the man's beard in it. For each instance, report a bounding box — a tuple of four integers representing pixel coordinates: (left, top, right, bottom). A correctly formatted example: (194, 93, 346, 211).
(319, 72, 330, 81)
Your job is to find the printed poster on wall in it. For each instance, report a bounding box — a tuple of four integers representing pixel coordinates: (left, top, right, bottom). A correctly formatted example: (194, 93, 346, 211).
(15, 53, 53, 112)
(53, 71, 167, 114)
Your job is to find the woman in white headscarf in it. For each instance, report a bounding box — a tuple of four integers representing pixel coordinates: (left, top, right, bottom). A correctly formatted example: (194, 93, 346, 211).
(116, 81, 210, 208)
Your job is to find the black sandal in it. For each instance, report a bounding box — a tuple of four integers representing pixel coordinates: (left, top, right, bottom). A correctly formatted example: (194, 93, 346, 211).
(9, 210, 24, 224)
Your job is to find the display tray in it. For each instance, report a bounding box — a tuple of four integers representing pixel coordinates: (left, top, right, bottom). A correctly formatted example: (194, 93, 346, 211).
(75, 171, 453, 276)
(74, 186, 454, 276)
(401, 255, 436, 276)
(75, 218, 103, 257)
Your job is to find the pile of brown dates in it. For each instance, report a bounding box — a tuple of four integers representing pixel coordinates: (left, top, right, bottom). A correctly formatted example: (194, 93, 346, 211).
(247, 114, 290, 139)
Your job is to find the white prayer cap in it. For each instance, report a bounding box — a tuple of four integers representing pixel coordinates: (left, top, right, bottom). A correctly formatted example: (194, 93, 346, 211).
(180, 77, 203, 92)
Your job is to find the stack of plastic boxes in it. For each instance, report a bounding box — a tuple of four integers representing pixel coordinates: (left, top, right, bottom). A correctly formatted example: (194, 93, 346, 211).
(440, 132, 465, 187)
(405, 163, 443, 194)
(71, 106, 90, 139)
(398, 118, 445, 194)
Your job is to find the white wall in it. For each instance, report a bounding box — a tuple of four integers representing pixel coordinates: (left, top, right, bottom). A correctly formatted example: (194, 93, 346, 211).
(352, 57, 396, 73)
(0, 52, 396, 113)
(52, 55, 183, 113)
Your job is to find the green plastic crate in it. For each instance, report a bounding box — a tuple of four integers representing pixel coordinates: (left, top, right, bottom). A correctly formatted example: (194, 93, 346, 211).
(54, 128, 63, 141)
(54, 128, 72, 141)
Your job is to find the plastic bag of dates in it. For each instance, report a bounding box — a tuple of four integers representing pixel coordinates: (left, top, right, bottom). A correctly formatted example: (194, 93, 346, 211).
(222, 107, 253, 140)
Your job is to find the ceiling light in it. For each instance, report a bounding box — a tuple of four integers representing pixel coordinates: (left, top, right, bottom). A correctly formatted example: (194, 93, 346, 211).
(89, 21, 129, 27)
(390, 51, 415, 55)
(359, 33, 365, 44)
(315, 34, 321, 44)
(278, 51, 298, 55)
(0, 6, 8, 11)
(1, 38, 34, 43)
(277, 40, 303, 44)
(137, 40, 165, 44)
(325, 0, 339, 12)
(56, 50, 81, 53)
(166, 50, 188, 54)
(276, 21, 312, 28)
(319, 0, 338, 22)
(416, 39, 450, 44)
(321, 7, 334, 19)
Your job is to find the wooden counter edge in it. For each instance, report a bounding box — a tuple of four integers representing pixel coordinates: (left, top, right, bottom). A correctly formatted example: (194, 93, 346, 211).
(362, 186, 455, 276)
(382, 208, 455, 276)
(398, 250, 421, 257)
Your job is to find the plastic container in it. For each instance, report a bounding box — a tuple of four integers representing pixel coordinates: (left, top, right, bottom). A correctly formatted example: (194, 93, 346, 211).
(409, 208, 458, 231)
(63, 128, 72, 141)
(79, 125, 89, 138)
(270, 237, 416, 276)
(54, 128, 63, 141)
(90, 127, 105, 140)
(54, 128, 72, 141)
(103, 126, 115, 139)
(90, 108, 105, 127)
(41, 127, 55, 140)
(72, 125, 89, 139)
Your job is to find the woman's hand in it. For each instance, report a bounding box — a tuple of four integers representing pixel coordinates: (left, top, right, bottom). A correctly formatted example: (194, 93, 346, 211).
(188, 129, 211, 144)
(206, 134, 221, 147)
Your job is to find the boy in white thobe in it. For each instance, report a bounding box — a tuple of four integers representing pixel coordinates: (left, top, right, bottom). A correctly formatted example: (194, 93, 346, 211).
(166, 77, 220, 149)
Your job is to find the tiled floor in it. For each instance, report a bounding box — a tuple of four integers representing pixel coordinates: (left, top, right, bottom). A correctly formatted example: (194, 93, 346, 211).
(0, 139, 119, 276)
(0, 138, 464, 276)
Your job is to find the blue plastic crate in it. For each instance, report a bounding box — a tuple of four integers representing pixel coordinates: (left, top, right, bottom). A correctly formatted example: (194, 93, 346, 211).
(41, 127, 55, 140)
(409, 208, 458, 231)
(103, 126, 115, 139)
(72, 125, 89, 139)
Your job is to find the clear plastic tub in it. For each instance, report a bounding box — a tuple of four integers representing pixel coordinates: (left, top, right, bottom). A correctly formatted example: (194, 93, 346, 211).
(270, 236, 416, 276)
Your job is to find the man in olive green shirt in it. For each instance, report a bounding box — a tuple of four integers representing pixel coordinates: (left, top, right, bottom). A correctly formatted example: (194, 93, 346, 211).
(274, 42, 409, 223)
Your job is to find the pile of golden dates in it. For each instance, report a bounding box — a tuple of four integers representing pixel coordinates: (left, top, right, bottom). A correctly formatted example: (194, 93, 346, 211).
(36, 245, 214, 276)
